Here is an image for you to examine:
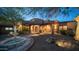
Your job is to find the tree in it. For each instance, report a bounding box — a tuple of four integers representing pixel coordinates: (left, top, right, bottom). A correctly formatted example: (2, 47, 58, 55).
(0, 8, 24, 36)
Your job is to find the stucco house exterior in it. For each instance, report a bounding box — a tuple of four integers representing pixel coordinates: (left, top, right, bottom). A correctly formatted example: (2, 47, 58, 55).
(0, 18, 77, 35)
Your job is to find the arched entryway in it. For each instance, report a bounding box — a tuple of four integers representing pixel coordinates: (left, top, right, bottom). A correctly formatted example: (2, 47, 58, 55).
(31, 25, 40, 34)
(30, 24, 52, 34)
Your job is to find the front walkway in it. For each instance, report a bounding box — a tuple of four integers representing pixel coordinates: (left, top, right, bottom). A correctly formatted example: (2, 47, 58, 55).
(0, 36, 34, 51)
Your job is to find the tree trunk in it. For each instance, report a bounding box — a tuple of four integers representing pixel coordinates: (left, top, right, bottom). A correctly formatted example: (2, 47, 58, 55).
(13, 25, 17, 37)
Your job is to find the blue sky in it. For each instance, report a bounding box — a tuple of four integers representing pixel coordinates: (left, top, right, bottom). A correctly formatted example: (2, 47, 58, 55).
(23, 7, 79, 22)
(56, 8, 79, 22)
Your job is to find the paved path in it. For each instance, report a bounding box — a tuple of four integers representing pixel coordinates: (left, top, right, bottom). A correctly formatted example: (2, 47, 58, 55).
(0, 36, 34, 51)
(29, 34, 79, 51)
(10, 36, 34, 51)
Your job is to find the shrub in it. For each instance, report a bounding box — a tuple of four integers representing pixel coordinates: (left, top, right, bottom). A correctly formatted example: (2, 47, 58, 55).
(67, 29, 75, 37)
(60, 30, 67, 35)
(18, 27, 29, 35)
(46, 38, 55, 43)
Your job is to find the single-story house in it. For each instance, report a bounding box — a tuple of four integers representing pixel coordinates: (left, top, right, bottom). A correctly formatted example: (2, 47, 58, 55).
(0, 18, 77, 35)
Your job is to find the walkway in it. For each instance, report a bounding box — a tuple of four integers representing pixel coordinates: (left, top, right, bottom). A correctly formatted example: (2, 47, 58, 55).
(0, 36, 34, 51)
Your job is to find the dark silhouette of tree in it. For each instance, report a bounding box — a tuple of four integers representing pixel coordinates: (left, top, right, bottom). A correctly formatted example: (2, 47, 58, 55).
(0, 7, 24, 36)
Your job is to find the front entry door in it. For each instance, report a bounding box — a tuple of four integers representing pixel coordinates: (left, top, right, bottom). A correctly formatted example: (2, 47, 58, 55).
(34, 25, 40, 33)
(31, 25, 40, 34)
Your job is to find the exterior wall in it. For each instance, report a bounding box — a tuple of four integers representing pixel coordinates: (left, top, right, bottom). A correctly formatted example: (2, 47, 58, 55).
(40, 25, 52, 34)
(30, 24, 52, 34)
(59, 22, 76, 31)
(67, 22, 76, 30)
(18, 21, 77, 35)
(52, 21, 59, 34)
(59, 25, 67, 30)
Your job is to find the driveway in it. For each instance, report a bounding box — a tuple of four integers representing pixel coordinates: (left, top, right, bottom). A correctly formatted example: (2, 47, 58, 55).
(29, 34, 79, 51)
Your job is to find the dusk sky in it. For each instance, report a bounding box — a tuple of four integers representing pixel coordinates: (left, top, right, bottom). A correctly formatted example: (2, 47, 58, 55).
(23, 7, 79, 22)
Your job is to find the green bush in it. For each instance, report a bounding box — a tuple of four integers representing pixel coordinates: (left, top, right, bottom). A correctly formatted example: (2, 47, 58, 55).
(60, 29, 75, 37)
(67, 29, 75, 37)
(18, 27, 29, 35)
(46, 38, 55, 43)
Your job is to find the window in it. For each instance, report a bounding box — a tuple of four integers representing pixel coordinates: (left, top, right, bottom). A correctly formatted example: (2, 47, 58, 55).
(9, 28, 13, 30)
(59, 26, 63, 30)
(5, 27, 9, 30)
(63, 26, 67, 30)
(5, 27, 13, 30)
(59, 26, 67, 30)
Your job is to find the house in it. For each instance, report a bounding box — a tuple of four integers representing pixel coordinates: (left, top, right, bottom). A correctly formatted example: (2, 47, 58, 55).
(0, 18, 77, 35)
(21, 18, 77, 35)
(59, 21, 77, 30)
(22, 18, 53, 34)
